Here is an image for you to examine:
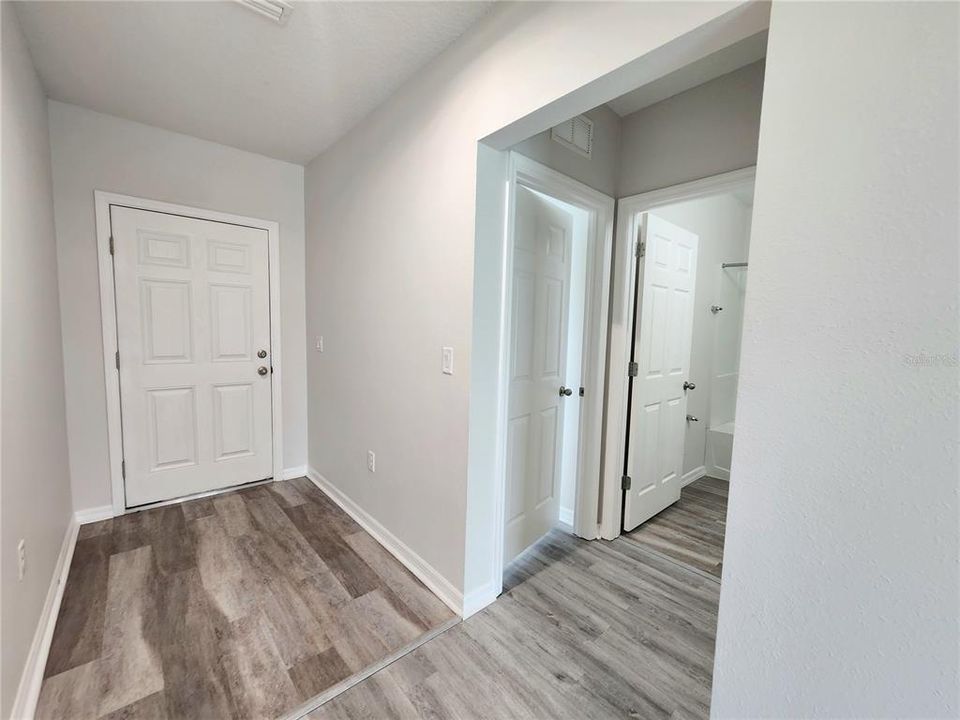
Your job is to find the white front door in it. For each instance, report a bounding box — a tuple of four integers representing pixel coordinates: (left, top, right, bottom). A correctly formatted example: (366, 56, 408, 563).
(623, 212, 699, 531)
(504, 186, 576, 564)
(111, 206, 273, 507)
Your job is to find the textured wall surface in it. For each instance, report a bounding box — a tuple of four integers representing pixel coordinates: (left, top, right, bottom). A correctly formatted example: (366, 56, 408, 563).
(712, 3, 959, 717)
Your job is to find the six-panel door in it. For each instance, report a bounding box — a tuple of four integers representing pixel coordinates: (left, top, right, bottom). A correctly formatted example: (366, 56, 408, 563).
(111, 206, 273, 507)
(503, 186, 575, 564)
(622, 212, 699, 531)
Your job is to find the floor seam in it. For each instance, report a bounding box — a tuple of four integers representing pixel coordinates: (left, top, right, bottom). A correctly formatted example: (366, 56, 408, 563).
(618, 539, 722, 585)
(284, 615, 462, 720)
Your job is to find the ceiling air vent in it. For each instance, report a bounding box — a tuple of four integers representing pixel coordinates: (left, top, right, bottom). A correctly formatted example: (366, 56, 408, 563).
(235, 0, 292, 24)
(551, 114, 594, 158)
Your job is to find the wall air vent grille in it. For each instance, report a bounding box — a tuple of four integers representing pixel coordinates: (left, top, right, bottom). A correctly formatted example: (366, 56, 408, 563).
(551, 114, 594, 158)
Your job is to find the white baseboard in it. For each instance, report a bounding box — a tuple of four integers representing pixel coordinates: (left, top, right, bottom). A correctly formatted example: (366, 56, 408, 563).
(681, 465, 707, 487)
(10, 515, 80, 720)
(280, 465, 308, 480)
(74, 505, 113, 525)
(461, 581, 499, 619)
(706, 466, 731, 481)
(558, 507, 574, 528)
(305, 467, 463, 616)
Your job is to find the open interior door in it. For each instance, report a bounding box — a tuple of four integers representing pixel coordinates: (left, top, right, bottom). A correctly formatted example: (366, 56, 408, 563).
(622, 212, 699, 531)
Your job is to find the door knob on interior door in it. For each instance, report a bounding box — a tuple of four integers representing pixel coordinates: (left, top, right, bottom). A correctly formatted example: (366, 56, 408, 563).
(686, 414, 699, 422)
(683, 380, 696, 391)
(257, 349, 268, 358)
(559, 386, 573, 397)
(257, 366, 269, 376)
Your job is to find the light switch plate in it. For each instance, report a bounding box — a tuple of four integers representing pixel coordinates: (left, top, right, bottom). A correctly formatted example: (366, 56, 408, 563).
(442, 346, 454, 375)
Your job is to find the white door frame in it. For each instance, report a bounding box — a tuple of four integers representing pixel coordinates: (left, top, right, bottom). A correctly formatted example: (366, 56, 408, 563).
(94, 191, 284, 516)
(492, 153, 615, 586)
(600, 165, 756, 539)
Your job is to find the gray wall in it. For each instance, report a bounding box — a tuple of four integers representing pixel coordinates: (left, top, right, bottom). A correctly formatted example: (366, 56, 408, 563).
(510, 105, 621, 197)
(1, 6, 74, 716)
(48, 102, 307, 512)
(618, 61, 764, 196)
(712, 3, 959, 716)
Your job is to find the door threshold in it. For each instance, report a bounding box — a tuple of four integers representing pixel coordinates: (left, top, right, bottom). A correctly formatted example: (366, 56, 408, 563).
(121, 476, 275, 515)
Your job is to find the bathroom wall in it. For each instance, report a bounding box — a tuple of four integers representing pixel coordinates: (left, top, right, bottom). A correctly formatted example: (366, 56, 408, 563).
(647, 190, 752, 481)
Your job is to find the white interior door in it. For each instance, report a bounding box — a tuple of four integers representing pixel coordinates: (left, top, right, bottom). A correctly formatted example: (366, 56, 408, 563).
(111, 206, 273, 507)
(504, 186, 576, 564)
(623, 212, 699, 531)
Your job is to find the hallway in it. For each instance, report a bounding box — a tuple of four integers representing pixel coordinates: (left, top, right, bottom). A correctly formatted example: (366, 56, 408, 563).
(309, 477, 728, 719)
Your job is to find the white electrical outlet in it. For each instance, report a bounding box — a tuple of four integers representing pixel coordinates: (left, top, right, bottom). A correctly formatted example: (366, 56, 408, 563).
(315, 336, 324, 352)
(17, 539, 26, 581)
(367, 450, 376, 473)
(442, 346, 454, 375)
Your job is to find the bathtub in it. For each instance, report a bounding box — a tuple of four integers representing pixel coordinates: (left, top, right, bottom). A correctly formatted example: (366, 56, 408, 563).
(706, 422, 734, 480)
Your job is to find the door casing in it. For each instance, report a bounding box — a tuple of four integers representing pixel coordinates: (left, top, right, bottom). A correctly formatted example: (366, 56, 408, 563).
(603, 166, 756, 539)
(491, 153, 615, 589)
(95, 191, 284, 516)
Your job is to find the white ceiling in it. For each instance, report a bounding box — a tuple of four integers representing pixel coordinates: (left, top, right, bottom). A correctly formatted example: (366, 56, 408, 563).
(15, 1, 494, 164)
(606, 31, 767, 118)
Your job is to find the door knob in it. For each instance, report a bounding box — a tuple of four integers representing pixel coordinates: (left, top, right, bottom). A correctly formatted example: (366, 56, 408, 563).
(683, 380, 696, 391)
(257, 366, 269, 376)
(686, 414, 699, 422)
(257, 349, 268, 359)
(559, 386, 573, 397)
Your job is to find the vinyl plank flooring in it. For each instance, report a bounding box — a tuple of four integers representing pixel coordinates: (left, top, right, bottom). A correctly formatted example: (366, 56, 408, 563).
(623, 476, 729, 578)
(309, 480, 730, 720)
(38, 477, 455, 719)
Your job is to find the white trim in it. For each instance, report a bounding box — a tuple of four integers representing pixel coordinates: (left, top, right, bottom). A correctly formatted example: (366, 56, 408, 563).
(708, 467, 731, 482)
(280, 465, 308, 480)
(73, 505, 113, 525)
(10, 515, 79, 720)
(94, 191, 284, 515)
(488, 153, 615, 606)
(305, 468, 463, 616)
(558, 507, 575, 528)
(461, 581, 500, 620)
(681, 465, 707, 487)
(603, 166, 756, 540)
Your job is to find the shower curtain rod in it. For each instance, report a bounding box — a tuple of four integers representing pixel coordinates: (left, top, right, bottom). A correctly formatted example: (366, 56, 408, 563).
(722, 262, 748, 268)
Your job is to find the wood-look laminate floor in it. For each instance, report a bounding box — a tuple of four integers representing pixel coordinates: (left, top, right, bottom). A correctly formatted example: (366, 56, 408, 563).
(36, 477, 455, 720)
(308, 477, 729, 720)
(623, 475, 729, 579)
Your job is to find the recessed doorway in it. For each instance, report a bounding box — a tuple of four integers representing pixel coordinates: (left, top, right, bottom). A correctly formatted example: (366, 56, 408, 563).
(497, 154, 614, 574)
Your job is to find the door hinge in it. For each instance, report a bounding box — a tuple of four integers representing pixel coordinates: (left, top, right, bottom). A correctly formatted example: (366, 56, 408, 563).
(109, 235, 115, 255)
(628, 361, 638, 377)
(121, 460, 126, 479)
(115, 350, 120, 370)
(621, 475, 632, 491)
(635, 240, 645, 258)
(578, 386, 584, 397)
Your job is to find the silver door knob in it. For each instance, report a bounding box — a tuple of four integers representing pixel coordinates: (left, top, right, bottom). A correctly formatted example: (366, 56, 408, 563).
(257, 366, 269, 376)
(559, 386, 573, 397)
(683, 380, 696, 391)
(257, 349, 268, 359)
(686, 414, 699, 422)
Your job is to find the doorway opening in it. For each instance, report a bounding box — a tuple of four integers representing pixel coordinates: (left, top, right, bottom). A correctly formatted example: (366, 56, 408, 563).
(615, 171, 754, 573)
(497, 154, 614, 575)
